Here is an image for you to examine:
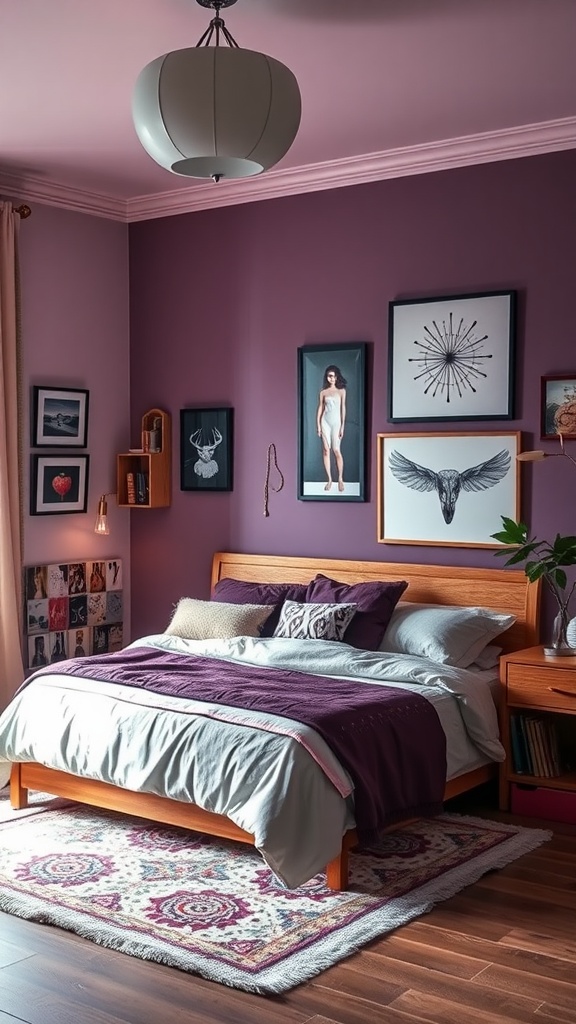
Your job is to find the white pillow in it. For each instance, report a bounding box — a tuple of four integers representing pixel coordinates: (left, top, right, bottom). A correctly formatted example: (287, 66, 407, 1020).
(166, 598, 272, 641)
(469, 644, 502, 670)
(379, 602, 515, 668)
(273, 600, 357, 641)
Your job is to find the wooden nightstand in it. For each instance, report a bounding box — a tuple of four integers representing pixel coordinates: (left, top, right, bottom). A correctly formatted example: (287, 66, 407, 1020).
(499, 645, 576, 812)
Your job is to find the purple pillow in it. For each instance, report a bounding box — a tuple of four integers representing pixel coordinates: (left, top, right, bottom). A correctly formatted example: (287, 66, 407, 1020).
(305, 574, 408, 650)
(212, 578, 308, 636)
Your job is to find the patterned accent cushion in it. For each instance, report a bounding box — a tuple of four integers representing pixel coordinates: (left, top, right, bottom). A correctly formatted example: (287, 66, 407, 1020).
(212, 578, 308, 636)
(379, 602, 515, 668)
(305, 575, 408, 650)
(273, 600, 357, 641)
(166, 598, 273, 641)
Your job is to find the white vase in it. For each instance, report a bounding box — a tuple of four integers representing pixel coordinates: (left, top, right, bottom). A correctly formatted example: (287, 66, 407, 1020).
(567, 616, 576, 649)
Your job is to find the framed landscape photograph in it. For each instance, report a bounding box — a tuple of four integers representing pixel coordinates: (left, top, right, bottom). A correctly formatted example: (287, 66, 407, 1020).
(377, 431, 520, 547)
(32, 386, 89, 447)
(30, 454, 90, 515)
(298, 342, 367, 501)
(180, 407, 233, 492)
(388, 290, 516, 422)
(541, 374, 576, 439)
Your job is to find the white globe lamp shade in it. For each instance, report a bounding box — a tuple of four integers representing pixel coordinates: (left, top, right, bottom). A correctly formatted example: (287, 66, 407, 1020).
(132, 46, 301, 180)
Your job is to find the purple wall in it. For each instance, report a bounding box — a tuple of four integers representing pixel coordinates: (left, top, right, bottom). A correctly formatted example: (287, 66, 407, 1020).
(129, 150, 576, 638)
(20, 204, 132, 633)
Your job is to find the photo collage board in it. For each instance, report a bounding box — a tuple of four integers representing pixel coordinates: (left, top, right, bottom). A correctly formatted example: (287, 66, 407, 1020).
(24, 559, 123, 672)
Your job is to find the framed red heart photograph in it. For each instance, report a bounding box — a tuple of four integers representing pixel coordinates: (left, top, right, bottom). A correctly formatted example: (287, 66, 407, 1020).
(30, 454, 90, 516)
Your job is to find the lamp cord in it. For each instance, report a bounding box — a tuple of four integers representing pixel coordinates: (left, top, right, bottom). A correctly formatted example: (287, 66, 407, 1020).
(263, 443, 284, 517)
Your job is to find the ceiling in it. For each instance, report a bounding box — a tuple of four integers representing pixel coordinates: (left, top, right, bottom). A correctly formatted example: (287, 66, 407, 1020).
(1, 0, 575, 222)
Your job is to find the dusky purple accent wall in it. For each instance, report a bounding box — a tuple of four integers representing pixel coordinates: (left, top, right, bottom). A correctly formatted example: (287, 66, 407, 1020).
(128, 150, 576, 638)
(20, 204, 132, 633)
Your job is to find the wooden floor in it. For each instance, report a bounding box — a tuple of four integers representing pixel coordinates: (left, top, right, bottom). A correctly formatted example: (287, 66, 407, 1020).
(1, 786, 576, 1024)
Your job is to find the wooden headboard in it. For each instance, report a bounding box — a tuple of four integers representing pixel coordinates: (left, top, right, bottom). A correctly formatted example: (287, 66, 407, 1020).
(211, 552, 541, 654)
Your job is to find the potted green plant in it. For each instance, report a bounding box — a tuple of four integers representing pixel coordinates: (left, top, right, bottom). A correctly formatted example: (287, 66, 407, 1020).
(491, 436, 576, 655)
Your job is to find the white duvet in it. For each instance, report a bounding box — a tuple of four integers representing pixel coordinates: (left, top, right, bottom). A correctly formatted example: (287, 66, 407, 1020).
(0, 634, 504, 887)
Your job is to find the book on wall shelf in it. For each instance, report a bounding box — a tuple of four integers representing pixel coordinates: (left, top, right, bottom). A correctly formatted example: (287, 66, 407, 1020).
(135, 471, 149, 505)
(126, 472, 136, 505)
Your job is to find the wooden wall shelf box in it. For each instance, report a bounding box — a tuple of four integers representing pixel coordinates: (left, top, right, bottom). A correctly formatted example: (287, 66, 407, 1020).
(116, 408, 171, 508)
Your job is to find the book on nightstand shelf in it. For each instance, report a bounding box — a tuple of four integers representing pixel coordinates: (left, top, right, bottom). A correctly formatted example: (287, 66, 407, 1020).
(510, 715, 531, 774)
(510, 712, 562, 778)
(525, 718, 545, 777)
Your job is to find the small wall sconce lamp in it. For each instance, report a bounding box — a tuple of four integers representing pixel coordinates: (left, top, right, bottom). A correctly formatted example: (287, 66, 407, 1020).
(94, 493, 115, 536)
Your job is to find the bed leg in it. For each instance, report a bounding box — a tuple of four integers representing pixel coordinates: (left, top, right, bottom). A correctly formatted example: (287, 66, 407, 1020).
(9, 764, 28, 809)
(326, 849, 349, 891)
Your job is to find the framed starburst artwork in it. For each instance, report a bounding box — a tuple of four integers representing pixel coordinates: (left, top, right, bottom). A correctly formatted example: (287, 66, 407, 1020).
(377, 431, 520, 547)
(388, 290, 516, 422)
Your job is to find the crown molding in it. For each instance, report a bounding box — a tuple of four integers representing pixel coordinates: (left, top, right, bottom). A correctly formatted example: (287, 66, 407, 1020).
(0, 172, 126, 221)
(126, 116, 576, 222)
(2, 117, 575, 224)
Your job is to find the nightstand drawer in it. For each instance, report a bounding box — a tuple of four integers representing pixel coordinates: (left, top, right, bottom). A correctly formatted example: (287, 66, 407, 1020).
(507, 663, 576, 710)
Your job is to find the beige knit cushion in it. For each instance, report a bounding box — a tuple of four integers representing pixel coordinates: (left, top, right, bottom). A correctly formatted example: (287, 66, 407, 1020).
(165, 598, 273, 640)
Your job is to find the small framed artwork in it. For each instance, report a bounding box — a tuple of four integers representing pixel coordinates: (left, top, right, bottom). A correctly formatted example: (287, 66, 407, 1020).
(32, 386, 89, 447)
(388, 290, 516, 422)
(298, 342, 367, 501)
(25, 565, 48, 601)
(69, 595, 88, 629)
(541, 374, 576, 439)
(180, 407, 233, 492)
(48, 630, 68, 664)
(377, 431, 520, 547)
(28, 634, 50, 670)
(30, 454, 89, 515)
(69, 627, 89, 658)
(106, 559, 123, 590)
(92, 624, 123, 654)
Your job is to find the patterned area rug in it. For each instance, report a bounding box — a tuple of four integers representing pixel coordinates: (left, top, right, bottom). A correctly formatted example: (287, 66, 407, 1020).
(0, 795, 551, 994)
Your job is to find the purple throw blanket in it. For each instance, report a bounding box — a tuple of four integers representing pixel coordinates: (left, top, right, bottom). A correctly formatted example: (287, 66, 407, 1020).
(45, 645, 447, 841)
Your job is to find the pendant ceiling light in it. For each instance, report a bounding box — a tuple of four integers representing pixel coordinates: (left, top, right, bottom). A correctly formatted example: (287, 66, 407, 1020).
(132, 0, 301, 182)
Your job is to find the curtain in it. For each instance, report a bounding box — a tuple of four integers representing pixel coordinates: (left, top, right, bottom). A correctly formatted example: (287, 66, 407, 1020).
(0, 201, 24, 709)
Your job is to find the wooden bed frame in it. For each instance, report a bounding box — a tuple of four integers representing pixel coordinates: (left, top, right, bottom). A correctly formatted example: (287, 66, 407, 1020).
(10, 552, 541, 890)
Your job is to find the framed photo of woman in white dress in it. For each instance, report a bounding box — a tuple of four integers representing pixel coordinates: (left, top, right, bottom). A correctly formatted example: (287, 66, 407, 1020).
(298, 342, 367, 502)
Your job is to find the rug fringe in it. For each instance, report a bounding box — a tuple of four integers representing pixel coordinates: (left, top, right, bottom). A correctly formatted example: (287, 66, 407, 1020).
(0, 809, 554, 995)
(0, 887, 312, 994)
(347, 812, 554, 944)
